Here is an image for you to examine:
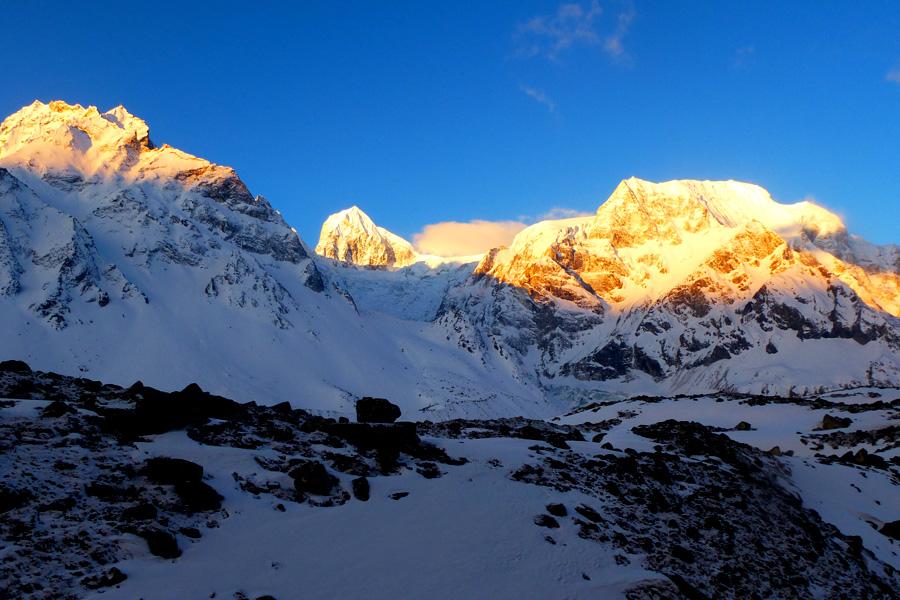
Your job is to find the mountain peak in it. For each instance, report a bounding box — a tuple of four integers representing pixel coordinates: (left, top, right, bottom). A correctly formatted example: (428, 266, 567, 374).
(316, 206, 418, 268)
(604, 177, 846, 240)
(0, 99, 160, 179)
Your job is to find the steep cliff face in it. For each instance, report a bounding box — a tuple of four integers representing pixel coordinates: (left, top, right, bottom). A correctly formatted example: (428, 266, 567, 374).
(439, 178, 900, 397)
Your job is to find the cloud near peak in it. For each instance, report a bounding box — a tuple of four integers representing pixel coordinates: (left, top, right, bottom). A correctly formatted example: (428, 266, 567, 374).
(412, 219, 528, 257)
(411, 206, 594, 257)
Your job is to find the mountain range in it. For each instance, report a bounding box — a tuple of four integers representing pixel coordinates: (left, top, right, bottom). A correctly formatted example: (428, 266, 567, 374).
(1, 100, 898, 419)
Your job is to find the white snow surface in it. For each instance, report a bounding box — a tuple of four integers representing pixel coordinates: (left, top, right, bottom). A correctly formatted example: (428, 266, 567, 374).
(87, 432, 662, 600)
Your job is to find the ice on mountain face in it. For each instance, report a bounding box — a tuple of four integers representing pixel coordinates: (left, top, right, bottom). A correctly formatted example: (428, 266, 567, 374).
(316, 206, 418, 268)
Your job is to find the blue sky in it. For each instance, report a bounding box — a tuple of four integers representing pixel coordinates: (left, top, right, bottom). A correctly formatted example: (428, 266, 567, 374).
(3, 1, 899, 246)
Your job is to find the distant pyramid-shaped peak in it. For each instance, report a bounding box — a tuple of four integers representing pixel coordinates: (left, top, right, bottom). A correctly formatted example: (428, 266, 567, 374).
(316, 206, 418, 268)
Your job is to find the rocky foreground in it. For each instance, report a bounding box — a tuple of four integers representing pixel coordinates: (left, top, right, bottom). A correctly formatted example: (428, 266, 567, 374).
(1, 360, 898, 599)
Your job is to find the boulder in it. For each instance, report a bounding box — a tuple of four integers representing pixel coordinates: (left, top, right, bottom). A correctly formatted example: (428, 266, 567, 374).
(81, 567, 127, 589)
(534, 514, 560, 528)
(174, 480, 223, 512)
(0, 359, 31, 374)
(820, 414, 852, 430)
(40, 401, 76, 418)
(179, 527, 202, 539)
(416, 462, 442, 479)
(289, 460, 337, 496)
(144, 457, 204, 484)
(351, 477, 370, 501)
(355, 397, 401, 423)
(546, 503, 568, 517)
(575, 504, 604, 523)
(879, 520, 900, 541)
(138, 527, 181, 559)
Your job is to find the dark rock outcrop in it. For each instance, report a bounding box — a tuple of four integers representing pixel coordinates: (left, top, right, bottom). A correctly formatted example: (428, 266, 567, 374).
(355, 397, 401, 424)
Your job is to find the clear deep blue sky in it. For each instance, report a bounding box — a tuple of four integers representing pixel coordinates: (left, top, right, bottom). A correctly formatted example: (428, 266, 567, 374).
(4, 1, 899, 244)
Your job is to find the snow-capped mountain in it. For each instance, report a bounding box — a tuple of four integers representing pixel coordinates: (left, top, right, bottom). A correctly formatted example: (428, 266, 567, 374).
(437, 178, 900, 398)
(316, 206, 418, 268)
(0, 100, 546, 419)
(0, 100, 898, 417)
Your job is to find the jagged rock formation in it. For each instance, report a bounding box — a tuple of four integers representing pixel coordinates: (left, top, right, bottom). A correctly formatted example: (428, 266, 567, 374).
(316, 206, 418, 268)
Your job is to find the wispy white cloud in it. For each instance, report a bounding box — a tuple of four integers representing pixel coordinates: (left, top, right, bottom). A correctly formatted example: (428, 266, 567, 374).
(520, 85, 557, 113)
(413, 220, 527, 257)
(515, 1, 615, 61)
(412, 208, 596, 257)
(603, 7, 635, 62)
(887, 67, 900, 84)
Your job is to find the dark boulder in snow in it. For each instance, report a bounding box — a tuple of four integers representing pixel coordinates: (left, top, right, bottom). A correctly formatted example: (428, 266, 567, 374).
(289, 460, 338, 496)
(574, 504, 604, 524)
(144, 457, 204, 484)
(534, 514, 560, 528)
(0, 359, 31, 374)
(880, 520, 900, 541)
(40, 400, 77, 418)
(355, 397, 401, 423)
(81, 567, 127, 589)
(415, 462, 442, 479)
(820, 414, 852, 430)
(138, 527, 181, 559)
(546, 503, 567, 517)
(351, 476, 370, 501)
(173, 480, 223, 512)
(179, 526, 202, 539)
